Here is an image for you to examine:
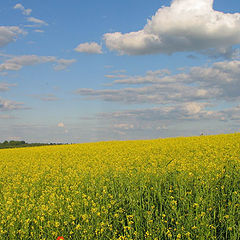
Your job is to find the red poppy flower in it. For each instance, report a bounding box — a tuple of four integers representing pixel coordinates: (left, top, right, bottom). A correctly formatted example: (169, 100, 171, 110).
(57, 237, 64, 240)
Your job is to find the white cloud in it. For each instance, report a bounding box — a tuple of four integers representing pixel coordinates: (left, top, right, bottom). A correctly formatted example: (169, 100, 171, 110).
(0, 55, 76, 72)
(34, 29, 44, 33)
(0, 26, 24, 47)
(40, 95, 58, 101)
(104, 74, 127, 79)
(75, 59, 240, 104)
(112, 69, 173, 85)
(94, 102, 225, 139)
(188, 60, 240, 100)
(113, 123, 134, 130)
(31, 94, 59, 102)
(54, 59, 76, 71)
(14, 4, 48, 28)
(75, 84, 216, 104)
(0, 97, 26, 111)
(27, 17, 48, 26)
(104, 0, 240, 56)
(201, 47, 240, 59)
(14, 3, 32, 16)
(183, 102, 206, 115)
(75, 42, 103, 54)
(98, 102, 220, 126)
(0, 55, 55, 71)
(0, 83, 16, 92)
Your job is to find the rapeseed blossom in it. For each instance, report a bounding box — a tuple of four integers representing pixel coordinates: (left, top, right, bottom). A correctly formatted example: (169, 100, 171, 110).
(0, 133, 239, 239)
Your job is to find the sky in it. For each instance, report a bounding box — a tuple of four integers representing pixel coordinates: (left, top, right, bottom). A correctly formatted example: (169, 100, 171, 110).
(0, 0, 240, 143)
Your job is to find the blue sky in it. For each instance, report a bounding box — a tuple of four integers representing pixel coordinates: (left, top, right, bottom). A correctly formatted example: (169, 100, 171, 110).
(0, 0, 240, 143)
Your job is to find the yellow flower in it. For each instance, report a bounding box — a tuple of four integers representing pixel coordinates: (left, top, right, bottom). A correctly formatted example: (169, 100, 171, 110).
(177, 233, 181, 239)
(55, 222, 60, 228)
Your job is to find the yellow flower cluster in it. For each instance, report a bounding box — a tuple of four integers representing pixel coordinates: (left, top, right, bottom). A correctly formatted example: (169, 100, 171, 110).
(0, 133, 239, 239)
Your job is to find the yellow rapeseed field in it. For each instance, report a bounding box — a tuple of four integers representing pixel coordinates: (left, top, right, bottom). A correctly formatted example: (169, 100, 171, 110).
(0, 133, 239, 239)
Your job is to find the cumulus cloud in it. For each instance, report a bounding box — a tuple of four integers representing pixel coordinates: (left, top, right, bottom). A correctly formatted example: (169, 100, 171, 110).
(0, 55, 76, 72)
(0, 26, 24, 47)
(104, 0, 240, 57)
(14, 3, 32, 16)
(188, 60, 240, 100)
(202, 47, 240, 59)
(75, 42, 103, 54)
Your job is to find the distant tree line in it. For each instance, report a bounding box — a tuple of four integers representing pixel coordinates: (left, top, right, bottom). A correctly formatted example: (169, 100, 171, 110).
(0, 140, 66, 149)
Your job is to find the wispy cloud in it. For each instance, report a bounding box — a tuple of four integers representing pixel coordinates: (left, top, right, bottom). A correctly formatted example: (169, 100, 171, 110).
(89, 102, 233, 140)
(0, 83, 17, 92)
(53, 59, 76, 71)
(13, 3, 48, 28)
(31, 93, 59, 102)
(104, 74, 127, 79)
(98, 102, 216, 122)
(0, 97, 27, 111)
(75, 59, 240, 104)
(27, 17, 48, 26)
(34, 29, 44, 33)
(75, 85, 215, 104)
(0, 55, 76, 72)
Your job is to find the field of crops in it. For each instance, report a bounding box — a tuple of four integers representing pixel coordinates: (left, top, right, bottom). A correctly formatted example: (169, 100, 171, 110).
(0, 133, 239, 239)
